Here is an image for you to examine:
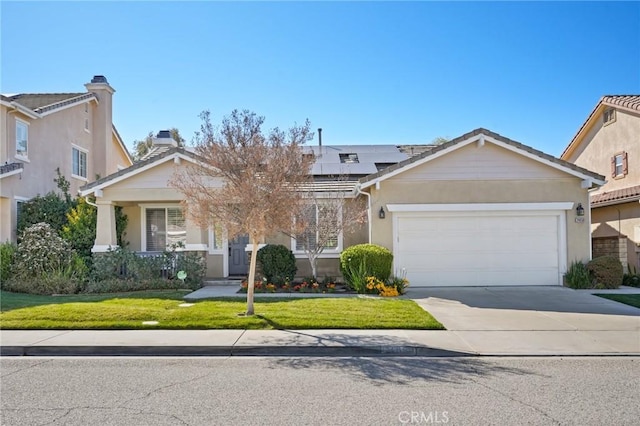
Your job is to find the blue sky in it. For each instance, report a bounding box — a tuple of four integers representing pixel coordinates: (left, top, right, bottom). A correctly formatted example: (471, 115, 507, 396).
(2, 1, 639, 156)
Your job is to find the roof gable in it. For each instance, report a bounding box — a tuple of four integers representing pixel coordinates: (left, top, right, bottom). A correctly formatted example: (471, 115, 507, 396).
(359, 128, 605, 189)
(561, 95, 640, 160)
(79, 147, 200, 196)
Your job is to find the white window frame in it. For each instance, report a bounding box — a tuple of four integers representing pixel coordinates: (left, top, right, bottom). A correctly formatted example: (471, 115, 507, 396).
(15, 119, 29, 161)
(71, 145, 89, 181)
(291, 203, 343, 258)
(140, 204, 187, 252)
(84, 117, 90, 133)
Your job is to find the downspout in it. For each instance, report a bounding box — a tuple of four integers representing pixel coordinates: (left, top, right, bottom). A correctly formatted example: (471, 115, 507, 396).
(355, 183, 372, 243)
(85, 195, 98, 208)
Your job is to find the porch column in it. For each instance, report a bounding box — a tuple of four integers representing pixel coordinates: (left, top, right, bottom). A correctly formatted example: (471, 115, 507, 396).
(92, 200, 118, 252)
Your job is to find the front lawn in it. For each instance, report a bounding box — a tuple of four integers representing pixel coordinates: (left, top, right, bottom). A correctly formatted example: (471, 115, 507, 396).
(595, 294, 640, 309)
(0, 291, 444, 330)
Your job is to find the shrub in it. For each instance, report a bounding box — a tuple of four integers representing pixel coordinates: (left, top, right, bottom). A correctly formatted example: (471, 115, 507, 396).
(0, 242, 16, 283)
(13, 223, 83, 279)
(90, 247, 203, 291)
(61, 197, 97, 267)
(564, 260, 593, 289)
(3, 274, 85, 295)
(5, 223, 88, 294)
(257, 244, 297, 285)
(387, 275, 410, 295)
(340, 244, 393, 282)
(622, 265, 640, 288)
(17, 192, 74, 238)
(586, 256, 623, 289)
(342, 257, 369, 293)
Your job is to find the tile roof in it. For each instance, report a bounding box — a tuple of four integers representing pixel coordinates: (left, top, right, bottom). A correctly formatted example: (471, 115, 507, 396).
(0, 162, 23, 177)
(359, 128, 605, 186)
(601, 95, 640, 111)
(591, 184, 640, 207)
(2, 93, 95, 114)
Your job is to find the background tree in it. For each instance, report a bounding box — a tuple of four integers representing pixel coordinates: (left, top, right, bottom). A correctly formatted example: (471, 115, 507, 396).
(133, 128, 186, 161)
(431, 136, 450, 145)
(170, 110, 313, 315)
(282, 182, 367, 279)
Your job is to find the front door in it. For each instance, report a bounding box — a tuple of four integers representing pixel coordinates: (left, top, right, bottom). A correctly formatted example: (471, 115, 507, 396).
(229, 235, 250, 276)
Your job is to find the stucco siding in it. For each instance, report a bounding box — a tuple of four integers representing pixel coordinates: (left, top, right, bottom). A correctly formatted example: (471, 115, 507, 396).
(121, 206, 141, 251)
(568, 109, 640, 194)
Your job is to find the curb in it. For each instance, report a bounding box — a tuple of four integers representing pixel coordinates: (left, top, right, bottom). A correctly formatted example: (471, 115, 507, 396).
(1, 345, 473, 357)
(2, 346, 638, 357)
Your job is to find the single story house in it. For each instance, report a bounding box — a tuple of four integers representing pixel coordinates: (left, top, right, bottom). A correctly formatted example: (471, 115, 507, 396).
(80, 128, 604, 287)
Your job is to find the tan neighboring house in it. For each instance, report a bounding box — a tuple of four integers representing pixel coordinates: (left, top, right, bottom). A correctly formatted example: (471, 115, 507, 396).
(80, 128, 603, 287)
(0, 76, 133, 243)
(561, 95, 640, 272)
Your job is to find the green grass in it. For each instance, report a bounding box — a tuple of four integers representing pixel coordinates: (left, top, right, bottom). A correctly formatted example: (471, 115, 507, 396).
(595, 294, 640, 309)
(0, 291, 444, 330)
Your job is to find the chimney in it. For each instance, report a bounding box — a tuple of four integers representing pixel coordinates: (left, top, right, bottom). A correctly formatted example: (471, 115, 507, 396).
(152, 130, 178, 147)
(85, 75, 116, 180)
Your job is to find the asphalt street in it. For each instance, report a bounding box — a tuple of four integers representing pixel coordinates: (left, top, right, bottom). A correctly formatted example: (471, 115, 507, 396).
(1, 356, 638, 425)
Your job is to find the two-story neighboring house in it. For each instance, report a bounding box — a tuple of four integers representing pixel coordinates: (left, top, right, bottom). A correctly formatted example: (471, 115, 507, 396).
(561, 95, 640, 272)
(0, 75, 133, 243)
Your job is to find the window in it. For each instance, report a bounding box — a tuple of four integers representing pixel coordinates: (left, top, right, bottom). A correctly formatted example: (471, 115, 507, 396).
(16, 120, 28, 158)
(603, 108, 616, 125)
(612, 152, 628, 178)
(339, 153, 359, 164)
(209, 222, 224, 251)
(16, 200, 24, 226)
(72, 147, 88, 179)
(84, 118, 89, 132)
(145, 207, 186, 251)
(84, 103, 88, 113)
(294, 204, 340, 252)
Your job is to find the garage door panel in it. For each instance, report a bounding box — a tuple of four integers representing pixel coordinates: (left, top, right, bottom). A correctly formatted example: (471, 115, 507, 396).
(396, 211, 561, 287)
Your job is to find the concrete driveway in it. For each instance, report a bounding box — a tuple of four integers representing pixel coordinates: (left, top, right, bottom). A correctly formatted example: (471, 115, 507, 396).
(406, 286, 640, 354)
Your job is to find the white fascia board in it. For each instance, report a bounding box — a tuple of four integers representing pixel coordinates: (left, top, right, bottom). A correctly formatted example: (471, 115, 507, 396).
(9, 102, 41, 119)
(386, 202, 575, 212)
(38, 96, 97, 117)
(484, 135, 606, 185)
(79, 152, 199, 196)
(0, 168, 23, 179)
(360, 136, 479, 189)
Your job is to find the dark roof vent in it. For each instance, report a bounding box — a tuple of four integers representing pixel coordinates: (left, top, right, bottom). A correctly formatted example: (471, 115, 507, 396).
(91, 75, 108, 84)
(157, 130, 172, 139)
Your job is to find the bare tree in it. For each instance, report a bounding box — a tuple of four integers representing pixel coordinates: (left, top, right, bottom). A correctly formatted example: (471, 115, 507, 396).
(283, 181, 367, 279)
(169, 110, 313, 315)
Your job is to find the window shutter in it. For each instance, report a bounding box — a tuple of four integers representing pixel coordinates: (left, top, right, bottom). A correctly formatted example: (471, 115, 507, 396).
(622, 152, 628, 176)
(611, 156, 616, 177)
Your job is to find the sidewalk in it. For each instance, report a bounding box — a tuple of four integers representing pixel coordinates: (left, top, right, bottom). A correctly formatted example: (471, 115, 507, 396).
(2, 327, 638, 357)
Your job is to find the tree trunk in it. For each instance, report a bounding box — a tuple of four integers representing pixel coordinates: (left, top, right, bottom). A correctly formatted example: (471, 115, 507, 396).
(309, 253, 318, 280)
(245, 234, 259, 316)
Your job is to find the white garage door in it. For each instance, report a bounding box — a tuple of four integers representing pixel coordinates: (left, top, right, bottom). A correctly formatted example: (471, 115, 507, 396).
(395, 211, 563, 287)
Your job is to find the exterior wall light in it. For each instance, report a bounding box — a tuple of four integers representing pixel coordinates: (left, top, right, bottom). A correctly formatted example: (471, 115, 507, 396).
(379, 206, 386, 219)
(576, 203, 585, 217)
